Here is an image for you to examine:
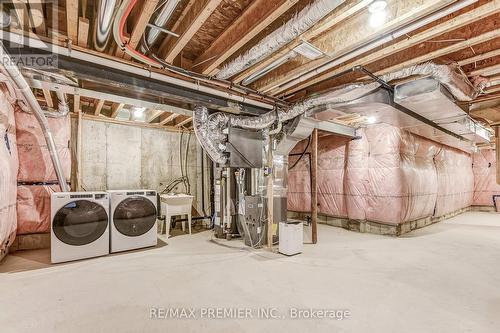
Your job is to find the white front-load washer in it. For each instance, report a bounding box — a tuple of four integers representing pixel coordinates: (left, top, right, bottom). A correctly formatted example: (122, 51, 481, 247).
(51, 192, 110, 263)
(108, 190, 158, 253)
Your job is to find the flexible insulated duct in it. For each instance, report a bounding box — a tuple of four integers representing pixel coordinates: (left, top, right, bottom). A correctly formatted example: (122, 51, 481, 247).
(141, 0, 180, 52)
(94, 0, 119, 52)
(216, 0, 345, 79)
(0, 43, 69, 192)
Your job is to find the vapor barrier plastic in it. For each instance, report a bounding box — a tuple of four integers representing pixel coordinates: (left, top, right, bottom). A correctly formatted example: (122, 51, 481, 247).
(15, 110, 71, 182)
(0, 87, 18, 255)
(288, 123, 477, 225)
(472, 149, 500, 206)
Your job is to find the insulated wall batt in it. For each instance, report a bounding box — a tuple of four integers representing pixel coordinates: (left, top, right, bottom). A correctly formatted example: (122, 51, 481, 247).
(15, 111, 71, 182)
(472, 149, 500, 206)
(434, 148, 473, 217)
(0, 88, 18, 254)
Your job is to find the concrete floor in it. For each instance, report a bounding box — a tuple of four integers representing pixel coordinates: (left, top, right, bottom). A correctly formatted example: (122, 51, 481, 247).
(1, 211, 499, 333)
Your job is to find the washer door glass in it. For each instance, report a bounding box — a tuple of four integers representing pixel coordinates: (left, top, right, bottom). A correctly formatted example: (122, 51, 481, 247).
(53, 200, 108, 246)
(113, 197, 157, 237)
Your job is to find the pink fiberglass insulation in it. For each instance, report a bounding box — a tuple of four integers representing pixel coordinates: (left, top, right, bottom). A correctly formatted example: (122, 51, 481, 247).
(344, 129, 369, 221)
(0, 87, 19, 253)
(317, 135, 350, 217)
(288, 123, 475, 226)
(434, 147, 473, 217)
(362, 125, 439, 224)
(288, 139, 311, 212)
(16, 185, 58, 235)
(15, 110, 71, 183)
(472, 149, 500, 206)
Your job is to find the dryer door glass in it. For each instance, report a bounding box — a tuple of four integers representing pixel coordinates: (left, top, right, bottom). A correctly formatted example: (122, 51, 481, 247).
(53, 200, 108, 246)
(113, 196, 157, 237)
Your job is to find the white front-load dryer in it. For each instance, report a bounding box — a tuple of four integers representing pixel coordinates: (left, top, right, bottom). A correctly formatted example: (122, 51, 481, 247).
(51, 192, 110, 263)
(108, 190, 158, 253)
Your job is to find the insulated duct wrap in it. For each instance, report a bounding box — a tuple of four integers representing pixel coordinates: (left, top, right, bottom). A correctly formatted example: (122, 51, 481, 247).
(380, 62, 481, 101)
(216, 0, 345, 79)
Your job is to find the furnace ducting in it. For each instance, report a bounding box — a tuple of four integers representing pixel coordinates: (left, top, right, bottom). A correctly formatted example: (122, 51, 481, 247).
(215, 0, 345, 79)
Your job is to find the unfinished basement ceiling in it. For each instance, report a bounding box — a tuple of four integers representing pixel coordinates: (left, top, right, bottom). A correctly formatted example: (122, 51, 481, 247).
(0, 0, 499, 131)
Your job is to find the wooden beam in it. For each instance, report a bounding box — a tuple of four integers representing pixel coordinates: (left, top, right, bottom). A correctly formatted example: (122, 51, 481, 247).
(311, 128, 318, 244)
(77, 17, 90, 47)
(110, 103, 125, 118)
(175, 116, 193, 127)
(159, 113, 179, 125)
(73, 94, 80, 113)
(94, 99, 105, 116)
(470, 63, 500, 77)
(74, 113, 188, 132)
(66, 0, 78, 42)
(280, 0, 500, 96)
(457, 48, 500, 67)
(146, 109, 163, 123)
(42, 89, 54, 108)
(372, 29, 500, 77)
(258, 0, 454, 93)
(486, 85, 500, 94)
(27, 0, 46, 35)
(162, 0, 223, 63)
(232, 0, 373, 83)
(123, 0, 160, 60)
(194, 0, 296, 75)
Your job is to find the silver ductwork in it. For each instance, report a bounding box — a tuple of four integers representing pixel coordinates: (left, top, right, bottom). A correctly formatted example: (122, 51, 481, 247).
(0, 43, 69, 192)
(394, 77, 490, 144)
(380, 62, 482, 101)
(216, 0, 345, 79)
(94, 0, 119, 52)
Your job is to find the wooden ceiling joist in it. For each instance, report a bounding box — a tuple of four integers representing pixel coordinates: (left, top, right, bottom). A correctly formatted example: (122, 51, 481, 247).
(94, 99, 105, 116)
(372, 28, 500, 77)
(110, 103, 125, 118)
(457, 48, 500, 67)
(175, 117, 193, 128)
(27, 0, 46, 36)
(77, 17, 90, 47)
(161, 0, 223, 63)
(66, 0, 79, 42)
(147, 109, 164, 123)
(470, 63, 500, 77)
(121, 0, 160, 60)
(42, 89, 54, 108)
(278, 0, 500, 96)
(232, 0, 374, 83)
(193, 0, 298, 75)
(159, 113, 179, 125)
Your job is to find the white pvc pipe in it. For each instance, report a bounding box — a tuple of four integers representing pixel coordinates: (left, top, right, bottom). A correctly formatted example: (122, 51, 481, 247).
(0, 42, 69, 192)
(271, 0, 478, 93)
